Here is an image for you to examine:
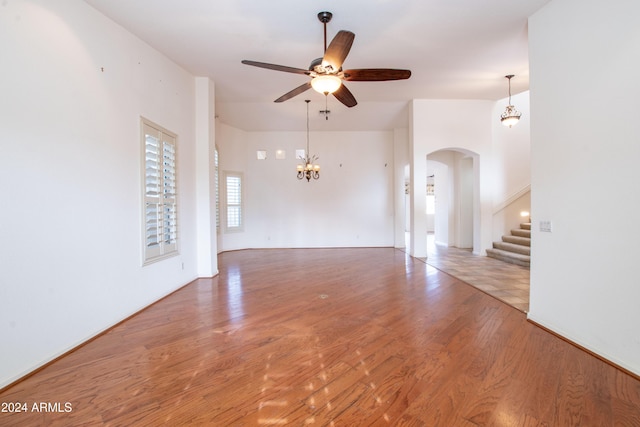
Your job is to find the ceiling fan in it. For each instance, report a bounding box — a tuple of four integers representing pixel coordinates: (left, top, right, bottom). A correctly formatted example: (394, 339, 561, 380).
(241, 11, 411, 108)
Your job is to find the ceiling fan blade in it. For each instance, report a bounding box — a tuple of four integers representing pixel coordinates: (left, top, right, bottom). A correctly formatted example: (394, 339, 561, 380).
(242, 60, 310, 75)
(322, 30, 355, 72)
(274, 82, 312, 103)
(333, 83, 357, 108)
(343, 69, 412, 81)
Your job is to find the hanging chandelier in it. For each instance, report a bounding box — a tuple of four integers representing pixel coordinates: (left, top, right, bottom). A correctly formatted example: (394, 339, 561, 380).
(500, 74, 522, 128)
(297, 100, 320, 181)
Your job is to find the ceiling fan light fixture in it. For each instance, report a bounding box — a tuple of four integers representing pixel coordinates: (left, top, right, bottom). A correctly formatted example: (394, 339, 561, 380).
(241, 11, 410, 107)
(311, 74, 342, 94)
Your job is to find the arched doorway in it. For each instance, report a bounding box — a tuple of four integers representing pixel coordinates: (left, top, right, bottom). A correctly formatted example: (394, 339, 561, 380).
(426, 148, 479, 255)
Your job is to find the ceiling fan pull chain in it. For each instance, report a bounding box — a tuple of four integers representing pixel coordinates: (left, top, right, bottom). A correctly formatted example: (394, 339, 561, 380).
(325, 96, 329, 120)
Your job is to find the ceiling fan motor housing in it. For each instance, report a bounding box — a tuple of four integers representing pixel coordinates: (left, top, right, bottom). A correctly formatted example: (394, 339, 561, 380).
(309, 57, 323, 72)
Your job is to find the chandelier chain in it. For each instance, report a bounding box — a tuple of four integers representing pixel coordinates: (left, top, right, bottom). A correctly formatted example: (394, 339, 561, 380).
(297, 99, 320, 181)
(306, 100, 310, 153)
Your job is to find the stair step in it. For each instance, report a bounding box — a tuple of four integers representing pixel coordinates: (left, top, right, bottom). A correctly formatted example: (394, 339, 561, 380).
(521, 222, 531, 230)
(502, 235, 531, 246)
(511, 228, 531, 238)
(486, 248, 530, 267)
(493, 241, 531, 256)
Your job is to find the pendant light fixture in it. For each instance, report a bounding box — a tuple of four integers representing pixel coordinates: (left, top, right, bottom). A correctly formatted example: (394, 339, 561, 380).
(297, 100, 320, 181)
(500, 74, 522, 128)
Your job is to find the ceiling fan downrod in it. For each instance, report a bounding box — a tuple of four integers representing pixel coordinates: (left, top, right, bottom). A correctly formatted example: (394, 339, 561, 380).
(317, 11, 333, 52)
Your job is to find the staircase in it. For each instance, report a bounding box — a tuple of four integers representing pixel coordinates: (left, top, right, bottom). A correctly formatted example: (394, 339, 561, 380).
(486, 222, 531, 267)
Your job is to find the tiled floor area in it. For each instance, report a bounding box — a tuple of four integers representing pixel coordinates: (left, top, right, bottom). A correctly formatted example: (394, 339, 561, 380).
(414, 234, 530, 313)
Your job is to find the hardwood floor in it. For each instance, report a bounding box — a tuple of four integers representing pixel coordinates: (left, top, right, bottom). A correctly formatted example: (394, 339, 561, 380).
(1, 248, 639, 426)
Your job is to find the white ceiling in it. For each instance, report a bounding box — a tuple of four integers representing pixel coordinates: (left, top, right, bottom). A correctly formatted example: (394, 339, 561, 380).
(84, 0, 550, 131)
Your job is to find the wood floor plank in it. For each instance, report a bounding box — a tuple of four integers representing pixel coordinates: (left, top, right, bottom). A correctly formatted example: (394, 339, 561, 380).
(1, 248, 639, 426)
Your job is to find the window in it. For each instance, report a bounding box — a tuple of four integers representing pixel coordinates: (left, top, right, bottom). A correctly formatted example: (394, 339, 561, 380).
(224, 171, 243, 232)
(142, 119, 178, 263)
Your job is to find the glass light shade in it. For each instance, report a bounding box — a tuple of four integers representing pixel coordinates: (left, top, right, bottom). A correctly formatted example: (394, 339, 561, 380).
(311, 75, 342, 94)
(500, 105, 522, 128)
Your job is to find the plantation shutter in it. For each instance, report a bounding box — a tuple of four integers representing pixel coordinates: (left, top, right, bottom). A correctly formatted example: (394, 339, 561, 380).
(144, 124, 162, 259)
(225, 173, 242, 230)
(161, 132, 177, 253)
(143, 120, 178, 262)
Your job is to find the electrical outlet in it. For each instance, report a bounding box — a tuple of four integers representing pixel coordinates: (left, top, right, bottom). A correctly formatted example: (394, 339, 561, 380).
(540, 220, 552, 233)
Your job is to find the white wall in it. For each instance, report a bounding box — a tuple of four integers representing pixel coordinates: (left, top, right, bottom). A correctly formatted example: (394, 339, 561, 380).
(427, 153, 457, 247)
(529, 0, 640, 375)
(215, 125, 395, 250)
(492, 192, 531, 241)
(492, 91, 531, 205)
(216, 123, 248, 252)
(426, 159, 450, 246)
(456, 156, 474, 249)
(195, 77, 218, 277)
(410, 100, 494, 256)
(394, 128, 410, 248)
(0, 1, 201, 388)
(491, 91, 531, 239)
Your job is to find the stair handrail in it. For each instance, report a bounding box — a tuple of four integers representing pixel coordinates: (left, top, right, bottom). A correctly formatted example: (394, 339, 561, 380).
(492, 184, 531, 215)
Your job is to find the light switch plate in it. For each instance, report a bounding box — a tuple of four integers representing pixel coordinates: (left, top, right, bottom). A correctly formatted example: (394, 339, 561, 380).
(540, 220, 552, 232)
